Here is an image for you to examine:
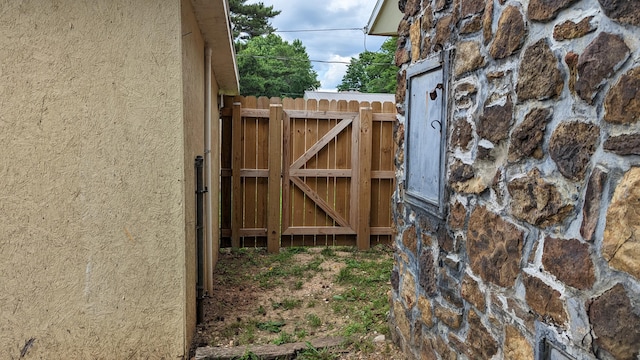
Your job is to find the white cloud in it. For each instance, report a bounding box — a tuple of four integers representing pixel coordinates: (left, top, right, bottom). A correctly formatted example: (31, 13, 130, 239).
(317, 54, 352, 91)
(326, 0, 374, 13)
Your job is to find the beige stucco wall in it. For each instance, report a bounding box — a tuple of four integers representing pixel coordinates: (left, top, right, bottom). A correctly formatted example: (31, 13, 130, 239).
(180, 0, 205, 352)
(0, 1, 188, 358)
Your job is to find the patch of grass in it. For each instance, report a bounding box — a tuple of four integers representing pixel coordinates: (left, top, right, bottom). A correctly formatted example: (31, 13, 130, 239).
(257, 320, 285, 333)
(306, 313, 322, 328)
(320, 247, 335, 257)
(331, 252, 394, 339)
(220, 319, 259, 345)
(295, 328, 307, 339)
(306, 299, 316, 308)
(236, 349, 260, 360)
(254, 247, 323, 289)
(297, 342, 338, 360)
(272, 298, 302, 310)
(272, 331, 295, 345)
(293, 280, 303, 290)
(306, 257, 324, 272)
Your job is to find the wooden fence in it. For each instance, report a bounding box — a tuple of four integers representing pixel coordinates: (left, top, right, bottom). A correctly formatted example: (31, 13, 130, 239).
(220, 96, 396, 251)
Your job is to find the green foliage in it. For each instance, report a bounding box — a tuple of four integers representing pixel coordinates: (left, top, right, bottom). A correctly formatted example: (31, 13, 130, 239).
(320, 247, 336, 257)
(272, 331, 295, 345)
(237, 34, 320, 98)
(337, 37, 397, 94)
(306, 313, 322, 328)
(272, 298, 302, 310)
(235, 349, 260, 360)
(297, 342, 339, 360)
(229, 0, 281, 40)
(257, 320, 286, 333)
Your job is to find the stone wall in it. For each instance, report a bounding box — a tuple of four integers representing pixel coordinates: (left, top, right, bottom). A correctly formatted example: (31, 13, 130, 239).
(390, 0, 640, 359)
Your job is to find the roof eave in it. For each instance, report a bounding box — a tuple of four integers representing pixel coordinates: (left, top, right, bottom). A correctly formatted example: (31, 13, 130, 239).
(191, 0, 239, 95)
(366, 0, 402, 36)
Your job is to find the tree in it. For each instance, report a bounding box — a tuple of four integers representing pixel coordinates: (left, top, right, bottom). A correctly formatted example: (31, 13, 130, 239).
(337, 37, 397, 93)
(229, 0, 281, 41)
(237, 34, 320, 98)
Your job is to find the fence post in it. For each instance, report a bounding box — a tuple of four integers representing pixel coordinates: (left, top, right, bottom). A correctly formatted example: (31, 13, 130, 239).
(231, 102, 242, 248)
(357, 106, 372, 250)
(267, 104, 283, 253)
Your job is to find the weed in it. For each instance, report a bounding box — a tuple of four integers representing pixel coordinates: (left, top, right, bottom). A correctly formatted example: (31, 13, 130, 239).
(295, 328, 307, 339)
(219, 319, 258, 345)
(320, 247, 335, 257)
(306, 299, 316, 308)
(297, 342, 338, 360)
(235, 349, 259, 360)
(306, 257, 324, 272)
(257, 320, 285, 333)
(306, 313, 322, 328)
(272, 331, 295, 345)
(257, 305, 266, 316)
(273, 298, 301, 310)
(294, 280, 303, 290)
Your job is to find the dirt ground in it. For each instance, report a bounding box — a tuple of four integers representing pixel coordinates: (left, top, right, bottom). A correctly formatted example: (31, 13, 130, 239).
(191, 246, 405, 359)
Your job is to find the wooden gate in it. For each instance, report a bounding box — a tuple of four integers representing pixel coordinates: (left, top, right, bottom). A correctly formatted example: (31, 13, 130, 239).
(220, 96, 396, 252)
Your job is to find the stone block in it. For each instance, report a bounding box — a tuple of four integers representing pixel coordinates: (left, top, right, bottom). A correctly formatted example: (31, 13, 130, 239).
(507, 168, 574, 227)
(477, 96, 514, 143)
(604, 66, 640, 125)
(465, 309, 499, 358)
(549, 121, 599, 181)
(482, 0, 493, 45)
(598, 0, 640, 26)
(553, 16, 596, 40)
(396, 70, 407, 105)
(403, 225, 418, 256)
(523, 274, 567, 325)
(504, 325, 534, 360)
(393, 300, 412, 344)
(395, 38, 411, 67)
(508, 107, 551, 162)
(467, 206, 523, 287)
(454, 40, 485, 77)
(516, 39, 563, 102)
(581, 167, 607, 242)
(576, 32, 629, 104)
(434, 304, 463, 329)
(461, 274, 485, 310)
(410, 20, 422, 63)
(603, 167, 640, 280)
(402, 270, 417, 307)
(405, 0, 422, 16)
(417, 296, 434, 328)
(565, 51, 579, 93)
(451, 119, 473, 150)
(447, 200, 466, 230)
(419, 249, 438, 296)
(460, 15, 483, 34)
(489, 6, 526, 59)
(433, 15, 453, 49)
(528, 0, 579, 22)
(391, 268, 400, 293)
(542, 237, 595, 290)
(603, 134, 640, 156)
(588, 284, 640, 360)
(439, 268, 463, 308)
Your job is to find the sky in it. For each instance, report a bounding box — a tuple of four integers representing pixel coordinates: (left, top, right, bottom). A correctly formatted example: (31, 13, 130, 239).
(248, 0, 390, 91)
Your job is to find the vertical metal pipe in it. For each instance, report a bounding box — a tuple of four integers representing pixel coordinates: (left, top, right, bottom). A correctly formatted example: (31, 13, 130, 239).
(195, 155, 206, 324)
(204, 47, 214, 294)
